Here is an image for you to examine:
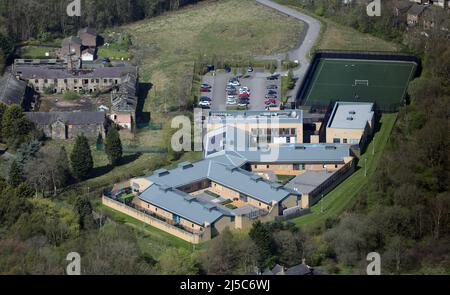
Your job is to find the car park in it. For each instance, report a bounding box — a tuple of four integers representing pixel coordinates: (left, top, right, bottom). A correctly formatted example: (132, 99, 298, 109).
(267, 75, 279, 81)
(265, 94, 277, 99)
(200, 87, 211, 92)
(226, 85, 236, 91)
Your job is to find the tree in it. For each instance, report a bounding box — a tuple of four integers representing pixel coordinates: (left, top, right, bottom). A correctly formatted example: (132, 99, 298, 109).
(105, 127, 122, 166)
(201, 228, 240, 274)
(74, 196, 96, 230)
(287, 69, 296, 90)
(248, 221, 275, 268)
(70, 135, 93, 180)
(56, 146, 71, 187)
(1, 104, 34, 148)
(158, 247, 199, 275)
(8, 160, 24, 187)
(0, 102, 7, 141)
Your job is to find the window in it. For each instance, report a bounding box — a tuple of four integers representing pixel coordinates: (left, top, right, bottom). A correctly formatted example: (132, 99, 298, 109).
(64, 79, 67, 84)
(103, 79, 107, 83)
(54, 79, 57, 84)
(267, 206, 270, 210)
(259, 202, 261, 206)
(254, 165, 257, 169)
(74, 79, 78, 84)
(335, 165, 338, 168)
(155, 208, 158, 212)
(44, 79, 48, 84)
(192, 224, 194, 228)
(333, 138, 340, 143)
(147, 204, 149, 209)
(343, 138, 348, 144)
(96, 79, 99, 83)
(266, 165, 269, 169)
(34, 79, 38, 84)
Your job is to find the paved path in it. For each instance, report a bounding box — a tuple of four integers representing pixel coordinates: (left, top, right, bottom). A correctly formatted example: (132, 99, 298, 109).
(255, 0, 322, 104)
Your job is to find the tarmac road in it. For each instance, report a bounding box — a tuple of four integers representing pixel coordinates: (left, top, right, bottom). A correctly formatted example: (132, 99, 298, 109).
(255, 0, 322, 104)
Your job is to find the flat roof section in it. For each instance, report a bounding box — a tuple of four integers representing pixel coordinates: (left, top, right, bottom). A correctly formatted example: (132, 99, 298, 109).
(327, 101, 374, 130)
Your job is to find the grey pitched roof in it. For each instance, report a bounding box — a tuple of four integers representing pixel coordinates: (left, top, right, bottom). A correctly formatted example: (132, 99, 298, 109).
(209, 143, 351, 164)
(111, 72, 138, 113)
(138, 183, 229, 226)
(62, 36, 82, 47)
(78, 27, 97, 37)
(15, 65, 137, 80)
(25, 112, 105, 125)
(146, 156, 298, 205)
(285, 264, 312, 275)
(0, 73, 27, 105)
(408, 4, 429, 16)
(285, 170, 336, 195)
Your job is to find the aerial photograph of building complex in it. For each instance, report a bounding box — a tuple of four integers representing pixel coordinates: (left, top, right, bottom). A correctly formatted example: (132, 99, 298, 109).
(0, 0, 449, 290)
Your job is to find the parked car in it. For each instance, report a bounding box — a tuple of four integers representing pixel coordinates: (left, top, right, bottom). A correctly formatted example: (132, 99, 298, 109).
(101, 57, 111, 63)
(226, 85, 236, 91)
(200, 96, 211, 102)
(228, 78, 240, 86)
(239, 87, 251, 94)
(200, 88, 211, 93)
(227, 98, 237, 105)
(265, 103, 278, 110)
(198, 100, 211, 108)
(264, 98, 277, 105)
(267, 75, 279, 80)
(267, 90, 277, 95)
(247, 66, 254, 73)
(201, 83, 212, 89)
(239, 92, 250, 98)
(265, 94, 277, 99)
(266, 85, 278, 90)
(239, 97, 250, 106)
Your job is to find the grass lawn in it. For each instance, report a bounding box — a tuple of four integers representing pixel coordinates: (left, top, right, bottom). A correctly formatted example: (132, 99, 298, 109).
(272, 0, 402, 53)
(96, 201, 193, 258)
(303, 59, 417, 109)
(97, 46, 131, 60)
(292, 113, 398, 229)
(122, 0, 304, 119)
(19, 46, 57, 59)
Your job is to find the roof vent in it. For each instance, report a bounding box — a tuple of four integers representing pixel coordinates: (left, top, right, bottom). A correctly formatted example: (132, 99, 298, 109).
(183, 195, 195, 203)
(295, 145, 306, 150)
(155, 169, 170, 177)
(346, 117, 354, 121)
(159, 185, 172, 192)
(250, 174, 263, 182)
(270, 183, 283, 191)
(349, 111, 356, 115)
(178, 162, 194, 170)
(325, 146, 337, 150)
(226, 165, 238, 172)
(204, 203, 217, 212)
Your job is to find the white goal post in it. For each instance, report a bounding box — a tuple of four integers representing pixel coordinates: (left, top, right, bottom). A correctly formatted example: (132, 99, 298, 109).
(354, 79, 369, 86)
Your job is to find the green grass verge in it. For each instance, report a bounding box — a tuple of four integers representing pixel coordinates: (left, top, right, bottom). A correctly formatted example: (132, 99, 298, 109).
(98, 202, 193, 258)
(292, 113, 398, 229)
(98, 47, 131, 60)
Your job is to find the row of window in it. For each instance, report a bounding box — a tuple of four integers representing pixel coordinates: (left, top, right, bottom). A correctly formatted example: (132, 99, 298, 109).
(146, 204, 201, 230)
(33, 78, 118, 85)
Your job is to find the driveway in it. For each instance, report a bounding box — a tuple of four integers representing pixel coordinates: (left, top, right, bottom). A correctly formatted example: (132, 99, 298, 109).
(255, 0, 322, 103)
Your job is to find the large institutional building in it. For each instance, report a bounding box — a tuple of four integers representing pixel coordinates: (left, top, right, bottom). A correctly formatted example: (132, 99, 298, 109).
(103, 102, 374, 243)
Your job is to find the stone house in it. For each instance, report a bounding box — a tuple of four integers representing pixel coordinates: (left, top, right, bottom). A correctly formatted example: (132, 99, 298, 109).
(25, 111, 106, 140)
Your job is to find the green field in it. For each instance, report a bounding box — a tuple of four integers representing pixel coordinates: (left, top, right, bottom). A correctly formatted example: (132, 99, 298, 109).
(302, 59, 417, 109)
(292, 113, 398, 229)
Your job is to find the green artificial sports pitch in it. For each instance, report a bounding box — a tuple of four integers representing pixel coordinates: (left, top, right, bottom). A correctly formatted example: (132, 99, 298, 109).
(302, 58, 417, 109)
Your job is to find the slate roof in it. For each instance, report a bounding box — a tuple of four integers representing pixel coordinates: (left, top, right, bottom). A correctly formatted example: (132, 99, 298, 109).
(0, 73, 27, 105)
(15, 65, 137, 80)
(111, 72, 138, 113)
(408, 4, 429, 16)
(25, 112, 105, 125)
(62, 36, 82, 47)
(78, 27, 97, 37)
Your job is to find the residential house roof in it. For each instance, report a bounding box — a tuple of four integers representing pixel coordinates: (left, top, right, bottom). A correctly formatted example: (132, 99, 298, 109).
(78, 27, 97, 37)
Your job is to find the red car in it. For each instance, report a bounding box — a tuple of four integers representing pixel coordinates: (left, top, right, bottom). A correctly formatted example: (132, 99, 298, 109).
(200, 88, 211, 93)
(264, 98, 277, 105)
(239, 92, 250, 98)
